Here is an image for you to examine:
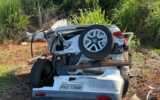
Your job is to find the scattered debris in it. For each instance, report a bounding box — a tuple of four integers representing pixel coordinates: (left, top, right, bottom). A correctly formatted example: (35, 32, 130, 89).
(21, 42, 27, 46)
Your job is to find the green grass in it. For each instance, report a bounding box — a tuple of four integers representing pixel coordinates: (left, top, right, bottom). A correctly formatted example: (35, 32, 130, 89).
(0, 48, 24, 96)
(0, 65, 20, 96)
(153, 49, 160, 54)
(0, 65, 16, 85)
(132, 50, 145, 63)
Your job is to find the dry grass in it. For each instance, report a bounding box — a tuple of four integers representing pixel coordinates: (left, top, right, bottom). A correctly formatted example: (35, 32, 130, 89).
(0, 42, 48, 98)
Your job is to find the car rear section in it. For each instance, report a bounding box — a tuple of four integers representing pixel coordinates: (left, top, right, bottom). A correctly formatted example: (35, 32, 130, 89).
(32, 67, 124, 100)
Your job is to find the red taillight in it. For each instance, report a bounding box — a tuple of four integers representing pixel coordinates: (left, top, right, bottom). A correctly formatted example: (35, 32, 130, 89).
(113, 31, 122, 37)
(96, 95, 111, 100)
(35, 92, 46, 96)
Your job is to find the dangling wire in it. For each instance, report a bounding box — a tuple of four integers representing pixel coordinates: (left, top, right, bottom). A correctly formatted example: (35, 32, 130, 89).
(31, 35, 35, 57)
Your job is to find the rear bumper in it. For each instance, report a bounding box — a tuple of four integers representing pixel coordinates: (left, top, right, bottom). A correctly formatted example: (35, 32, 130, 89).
(32, 90, 119, 100)
(32, 67, 124, 100)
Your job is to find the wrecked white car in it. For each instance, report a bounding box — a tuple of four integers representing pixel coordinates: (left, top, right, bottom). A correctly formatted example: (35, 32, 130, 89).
(27, 21, 133, 100)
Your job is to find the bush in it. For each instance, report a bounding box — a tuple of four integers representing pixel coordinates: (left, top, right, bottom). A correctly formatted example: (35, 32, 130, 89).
(0, 0, 28, 42)
(130, 35, 140, 49)
(70, 7, 112, 25)
(111, 0, 160, 47)
(21, 0, 56, 15)
(141, 1, 160, 48)
(113, 0, 146, 32)
(21, 0, 57, 27)
(58, 0, 99, 16)
(99, 0, 121, 17)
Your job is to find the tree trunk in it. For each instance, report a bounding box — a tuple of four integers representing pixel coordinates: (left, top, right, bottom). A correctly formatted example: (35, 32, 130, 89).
(37, 0, 42, 27)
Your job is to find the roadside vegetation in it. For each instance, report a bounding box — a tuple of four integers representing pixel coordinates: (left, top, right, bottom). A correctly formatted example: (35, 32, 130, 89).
(70, 7, 112, 25)
(0, 0, 28, 42)
(0, 0, 159, 49)
(0, 65, 20, 95)
(0, 0, 160, 99)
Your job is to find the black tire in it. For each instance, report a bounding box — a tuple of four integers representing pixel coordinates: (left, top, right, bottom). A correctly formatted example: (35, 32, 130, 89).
(122, 75, 129, 97)
(30, 59, 53, 88)
(79, 25, 113, 60)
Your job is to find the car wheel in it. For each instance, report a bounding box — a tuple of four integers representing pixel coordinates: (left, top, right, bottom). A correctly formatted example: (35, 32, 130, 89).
(79, 25, 113, 60)
(30, 58, 53, 88)
(122, 75, 129, 97)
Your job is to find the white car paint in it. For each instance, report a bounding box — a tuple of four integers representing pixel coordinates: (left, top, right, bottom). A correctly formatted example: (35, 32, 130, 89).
(29, 23, 133, 100)
(32, 67, 124, 100)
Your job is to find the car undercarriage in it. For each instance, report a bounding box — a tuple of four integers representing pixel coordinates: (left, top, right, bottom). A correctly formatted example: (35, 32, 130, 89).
(27, 22, 133, 100)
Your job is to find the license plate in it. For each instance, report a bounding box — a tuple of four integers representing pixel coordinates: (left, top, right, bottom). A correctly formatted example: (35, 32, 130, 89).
(60, 83, 82, 91)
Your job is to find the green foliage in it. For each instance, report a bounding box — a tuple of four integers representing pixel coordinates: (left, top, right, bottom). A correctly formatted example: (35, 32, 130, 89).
(70, 8, 112, 25)
(0, 65, 20, 95)
(153, 49, 160, 54)
(21, 0, 56, 15)
(112, 0, 160, 48)
(0, 65, 14, 85)
(99, 0, 120, 10)
(21, 0, 99, 18)
(130, 35, 140, 49)
(58, 0, 99, 16)
(0, 0, 28, 42)
(132, 50, 144, 63)
(141, 1, 160, 48)
(113, 0, 145, 32)
(99, 0, 121, 17)
(143, 70, 150, 78)
(155, 33, 160, 48)
(0, 0, 159, 48)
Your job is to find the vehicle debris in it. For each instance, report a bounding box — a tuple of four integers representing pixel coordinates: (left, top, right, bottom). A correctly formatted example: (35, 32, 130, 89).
(26, 21, 133, 100)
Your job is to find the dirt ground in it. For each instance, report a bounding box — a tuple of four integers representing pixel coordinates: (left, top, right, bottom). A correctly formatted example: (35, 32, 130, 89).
(0, 42, 48, 100)
(0, 42, 160, 100)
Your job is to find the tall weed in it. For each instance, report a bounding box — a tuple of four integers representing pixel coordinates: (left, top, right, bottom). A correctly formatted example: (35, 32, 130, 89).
(21, 0, 55, 15)
(142, 1, 160, 48)
(99, 0, 121, 17)
(70, 8, 112, 25)
(113, 0, 145, 32)
(0, 0, 28, 42)
(58, 0, 99, 16)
